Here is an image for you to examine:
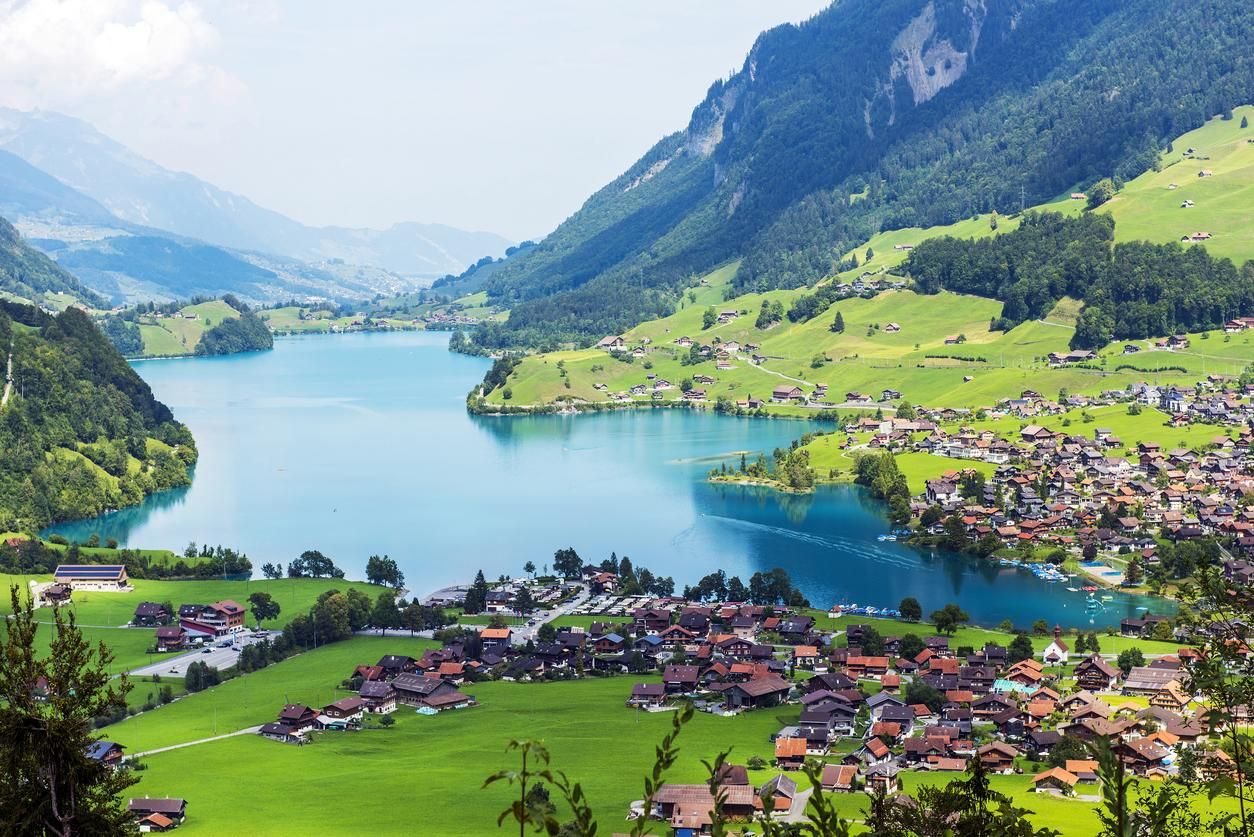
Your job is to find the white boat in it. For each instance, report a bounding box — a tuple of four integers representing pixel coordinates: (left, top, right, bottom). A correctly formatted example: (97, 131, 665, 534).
(1066, 587, 1080, 592)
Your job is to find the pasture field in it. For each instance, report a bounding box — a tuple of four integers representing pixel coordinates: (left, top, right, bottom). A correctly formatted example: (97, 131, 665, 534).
(134, 300, 242, 357)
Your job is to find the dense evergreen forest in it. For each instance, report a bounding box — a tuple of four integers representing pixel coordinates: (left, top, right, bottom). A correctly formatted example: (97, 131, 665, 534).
(194, 297, 274, 356)
(0, 301, 197, 531)
(471, 0, 1253, 349)
(905, 212, 1254, 348)
(0, 216, 104, 306)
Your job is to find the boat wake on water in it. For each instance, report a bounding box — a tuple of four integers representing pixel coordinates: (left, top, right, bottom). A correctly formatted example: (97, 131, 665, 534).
(697, 514, 924, 570)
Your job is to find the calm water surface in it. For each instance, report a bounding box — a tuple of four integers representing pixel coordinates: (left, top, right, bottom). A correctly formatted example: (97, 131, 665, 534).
(51, 331, 1164, 627)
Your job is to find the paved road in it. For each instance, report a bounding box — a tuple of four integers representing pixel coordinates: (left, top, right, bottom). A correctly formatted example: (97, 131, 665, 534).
(510, 585, 591, 644)
(128, 631, 275, 678)
(130, 726, 262, 759)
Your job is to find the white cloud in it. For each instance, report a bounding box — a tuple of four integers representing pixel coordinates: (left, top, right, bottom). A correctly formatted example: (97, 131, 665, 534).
(0, 0, 229, 108)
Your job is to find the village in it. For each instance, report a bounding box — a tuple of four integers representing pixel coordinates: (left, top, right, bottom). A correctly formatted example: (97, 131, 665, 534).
(90, 560, 1235, 834)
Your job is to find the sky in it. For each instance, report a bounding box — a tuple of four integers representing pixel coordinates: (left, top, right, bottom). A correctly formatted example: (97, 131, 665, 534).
(0, 0, 831, 241)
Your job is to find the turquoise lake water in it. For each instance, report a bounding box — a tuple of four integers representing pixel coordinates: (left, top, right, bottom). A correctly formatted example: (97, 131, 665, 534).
(50, 330, 1165, 627)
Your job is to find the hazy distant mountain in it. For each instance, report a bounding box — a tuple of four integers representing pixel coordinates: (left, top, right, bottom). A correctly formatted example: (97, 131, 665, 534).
(0, 108, 511, 278)
(0, 216, 105, 307)
(0, 150, 118, 227)
(0, 153, 414, 306)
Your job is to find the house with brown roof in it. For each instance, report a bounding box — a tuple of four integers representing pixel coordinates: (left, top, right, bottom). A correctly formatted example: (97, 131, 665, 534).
(775, 736, 807, 769)
(1074, 654, 1121, 691)
(357, 680, 397, 714)
(977, 741, 1020, 773)
(129, 798, 186, 829)
(820, 763, 858, 792)
(627, 683, 666, 707)
(1033, 767, 1079, 794)
(725, 675, 791, 709)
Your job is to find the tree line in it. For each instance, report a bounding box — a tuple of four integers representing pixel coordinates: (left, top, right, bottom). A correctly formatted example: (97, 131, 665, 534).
(905, 211, 1254, 347)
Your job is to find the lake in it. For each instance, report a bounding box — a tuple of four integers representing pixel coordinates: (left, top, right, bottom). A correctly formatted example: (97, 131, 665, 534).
(50, 330, 1165, 627)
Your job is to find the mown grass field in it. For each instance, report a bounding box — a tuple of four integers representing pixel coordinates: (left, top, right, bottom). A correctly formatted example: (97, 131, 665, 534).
(109, 635, 438, 751)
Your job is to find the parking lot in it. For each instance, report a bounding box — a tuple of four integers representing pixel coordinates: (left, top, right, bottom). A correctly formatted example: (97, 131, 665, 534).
(128, 631, 275, 678)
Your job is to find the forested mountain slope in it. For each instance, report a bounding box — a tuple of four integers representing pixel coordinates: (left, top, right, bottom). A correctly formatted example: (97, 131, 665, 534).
(0, 217, 105, 308)
(477, 0, 1253, 348)
(0, 302, 197, 530)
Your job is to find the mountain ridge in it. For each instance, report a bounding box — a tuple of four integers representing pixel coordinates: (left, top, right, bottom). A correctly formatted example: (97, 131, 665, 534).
(474, 0, 1254, 349)
(0, 107, 512, 278)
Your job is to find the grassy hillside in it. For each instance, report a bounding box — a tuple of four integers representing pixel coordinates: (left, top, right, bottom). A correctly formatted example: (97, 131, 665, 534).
(0, 215, 105, 308)
(481, 110, 1254, 418)
(1100, 106, 1254, 263)
(109, 299, 273, 358)
(482, 277, 1251, 414)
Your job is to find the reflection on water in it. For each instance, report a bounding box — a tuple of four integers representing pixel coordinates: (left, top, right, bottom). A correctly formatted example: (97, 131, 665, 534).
(49, 331, 1172, 628)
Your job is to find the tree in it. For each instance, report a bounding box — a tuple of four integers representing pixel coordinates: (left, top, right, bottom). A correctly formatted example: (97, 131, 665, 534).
(1116, 647, 1144, 675)
(1008, 633, 1035, 664)
(860, 626, 886, 656)
(365, 554, 405, 589)
(345, 589, 373, 632)
(371, 592, 400, 636)
(552, 548, 583, 579)
(537, 622, 557, 644)
(248, 591, 281, 628)
(702, 306, 716, 329)
(903, 678, 945, 713)
(312, 592, 352, 644)
(1047, 735, 1092, 769)
(514, 587, 536, 617)
(1087, 178, 1116, 209)
(288, 549, 343, 579)
(0, 587, 138, 834)
(465, 569, 490, 614)
(1032, 619, 1050, 636)
(894, 400, 916, 420)
(1123, 557, 1143, 585)
(1085, 631, 1101, 654)
(523, 561, 536, 578)
(831, 310, 845, 333)
(261, 562, 283, 580)
(899, 596, 923, 622)
(931, 603, 970, 636)
(1242, 115, 1250, 129)
(898, 633, 924, 661)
